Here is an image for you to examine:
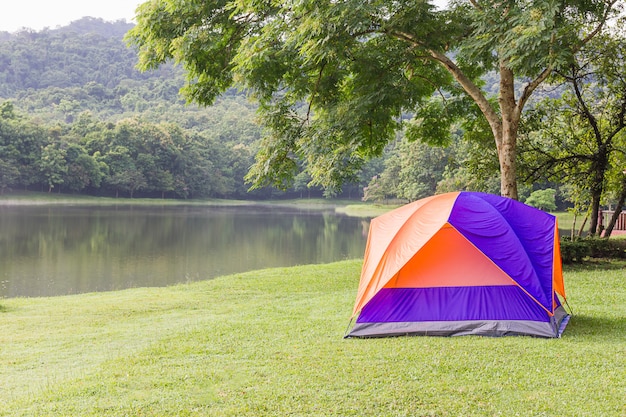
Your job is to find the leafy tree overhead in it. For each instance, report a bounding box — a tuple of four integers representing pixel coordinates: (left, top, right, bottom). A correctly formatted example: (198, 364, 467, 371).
(127, 0, 623, 199)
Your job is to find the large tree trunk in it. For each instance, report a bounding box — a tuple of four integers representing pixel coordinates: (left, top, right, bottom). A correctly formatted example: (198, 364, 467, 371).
(489, 123, 518, 200)
(424, 44, 554, 202)
(586, 145, 609, 236)
(498, 135, 518, 200)
(497, 65, 519, 200)
(427, 50, 520, 199)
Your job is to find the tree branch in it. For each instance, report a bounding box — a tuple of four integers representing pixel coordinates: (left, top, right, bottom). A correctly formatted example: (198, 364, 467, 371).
(610, 87, 626, 136)
(468, 0, 483, 11)
(517, 66, 553, 114)
(387, 29, 501, 142)
(303, 62, 327, 127)
(570, 65, 603, 146)
(574, 0, 619, 53)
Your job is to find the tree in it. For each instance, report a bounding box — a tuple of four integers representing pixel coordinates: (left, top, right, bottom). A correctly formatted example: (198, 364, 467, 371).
(137, 153, 175, 198)
(127, 0, 622, 199)
(102, 145, 146, 198)
(603, 172, 626, 237)
(363, 138, 449, 201)
(63, 144, 104, 193)
(0, 109, 47, 191)
(0, 158, 19, 194)
(362, 174, 396, 203)
(39, 143, 67, 192)
(519, 23, 626, 236)
(524, 188, 557, 211)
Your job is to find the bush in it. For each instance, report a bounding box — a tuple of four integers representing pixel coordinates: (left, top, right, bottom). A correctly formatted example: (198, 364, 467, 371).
(586, 238, 626, 259)
(560, 238, 590, 263)
(560, 237, 626, 263)
(525, 188, 557, 211)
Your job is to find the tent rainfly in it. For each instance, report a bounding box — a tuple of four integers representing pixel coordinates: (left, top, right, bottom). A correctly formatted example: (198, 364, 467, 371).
(346, 191, 570, 338)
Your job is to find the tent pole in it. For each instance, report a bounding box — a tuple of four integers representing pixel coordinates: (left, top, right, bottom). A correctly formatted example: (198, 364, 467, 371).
(343, 317, 355, 339)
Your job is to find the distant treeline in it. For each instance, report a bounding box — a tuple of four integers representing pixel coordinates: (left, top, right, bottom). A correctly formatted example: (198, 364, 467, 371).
(0, 18, 375, 199)
(0, 100, 374, 199)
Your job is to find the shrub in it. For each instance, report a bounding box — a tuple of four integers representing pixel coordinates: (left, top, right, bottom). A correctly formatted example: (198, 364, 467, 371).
(586, 238, 626, 259)
(560, 237, 626, 263)
(560, 238, 590, 263)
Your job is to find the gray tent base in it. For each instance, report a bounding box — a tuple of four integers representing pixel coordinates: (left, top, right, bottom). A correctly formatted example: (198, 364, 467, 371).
(346, 307, 570, 339)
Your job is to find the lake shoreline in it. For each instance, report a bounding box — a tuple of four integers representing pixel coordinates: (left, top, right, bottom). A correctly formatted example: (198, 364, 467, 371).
(0, 190, 399, 217)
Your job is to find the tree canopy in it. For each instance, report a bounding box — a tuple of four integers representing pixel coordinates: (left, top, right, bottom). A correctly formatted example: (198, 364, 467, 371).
(519, 18, 626, 236)
(128, 0, 624, 199)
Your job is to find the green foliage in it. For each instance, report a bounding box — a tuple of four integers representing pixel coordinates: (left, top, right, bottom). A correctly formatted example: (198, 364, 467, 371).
(0, 20, 261, 146)
(0, 20, 136, 96)
(0, 158, 19, 193)
(524, 188, 557, 211)
(560, 238, 591, 263)
(128, 0, 620, 198)
(39, 143, 67, 192)
(585, 237, 626, 259)
(127, 0, 454, 190)
(3, 11, 625, 203)
(0, 104, 262, 199)
(560, 237, 626, 263)
(363, 138, 450, 202)
(518, 21, 626, 233)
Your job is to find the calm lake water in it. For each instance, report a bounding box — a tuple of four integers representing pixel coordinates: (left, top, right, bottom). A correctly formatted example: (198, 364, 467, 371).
(0, 204, 370, 298)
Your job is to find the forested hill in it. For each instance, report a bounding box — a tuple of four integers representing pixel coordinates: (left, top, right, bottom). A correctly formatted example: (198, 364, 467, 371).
(0, 17, 258, 141)
(0, 18, 289, 200)
(0, 18, 151, 95)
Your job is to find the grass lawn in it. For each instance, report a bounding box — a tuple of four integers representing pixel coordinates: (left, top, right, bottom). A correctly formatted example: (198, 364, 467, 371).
(0, 191, 255, 207)
(0, 260, 624, 416)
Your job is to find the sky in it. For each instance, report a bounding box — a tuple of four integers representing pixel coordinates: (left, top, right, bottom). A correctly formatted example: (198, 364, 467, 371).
(0, 1, 451, 33)
(0, 0, 145, 33)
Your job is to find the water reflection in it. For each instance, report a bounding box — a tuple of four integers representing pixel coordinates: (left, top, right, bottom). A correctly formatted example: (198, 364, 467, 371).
(0, 205, 369, 298)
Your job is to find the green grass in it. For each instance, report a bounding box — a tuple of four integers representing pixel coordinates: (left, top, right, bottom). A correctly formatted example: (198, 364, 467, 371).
(0, 191, 256, 207)
(1, 261, 624, 416)
(337, 202, 404, 218)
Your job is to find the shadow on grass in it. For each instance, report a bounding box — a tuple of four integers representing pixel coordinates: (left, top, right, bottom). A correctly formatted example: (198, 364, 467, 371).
(563, 314, 626, 339)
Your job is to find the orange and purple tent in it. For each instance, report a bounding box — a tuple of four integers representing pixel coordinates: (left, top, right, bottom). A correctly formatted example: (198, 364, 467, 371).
(346, 191, 570, 338)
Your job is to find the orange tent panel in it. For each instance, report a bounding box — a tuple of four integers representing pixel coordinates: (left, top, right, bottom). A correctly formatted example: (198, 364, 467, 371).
(352, 192, 459, 316)
(384, 223, 515, 289)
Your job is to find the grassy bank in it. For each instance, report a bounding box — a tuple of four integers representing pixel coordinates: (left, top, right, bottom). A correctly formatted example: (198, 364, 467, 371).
(0, 191, 369, 214)
(0, 191, 254, 207)
(0, 260, 624, 416)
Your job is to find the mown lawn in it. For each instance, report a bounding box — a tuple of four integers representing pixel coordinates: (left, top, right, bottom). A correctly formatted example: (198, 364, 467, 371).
(0, 260, 624, 416)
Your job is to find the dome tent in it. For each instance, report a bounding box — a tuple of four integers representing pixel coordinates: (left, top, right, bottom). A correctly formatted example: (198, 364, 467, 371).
(346, 191, 570, 338)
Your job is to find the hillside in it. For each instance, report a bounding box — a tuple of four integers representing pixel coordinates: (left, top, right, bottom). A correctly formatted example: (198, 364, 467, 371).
(0, 17, 259, 143)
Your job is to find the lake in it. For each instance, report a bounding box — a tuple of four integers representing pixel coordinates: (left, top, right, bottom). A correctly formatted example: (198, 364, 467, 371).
(0, 204, 370, 298)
